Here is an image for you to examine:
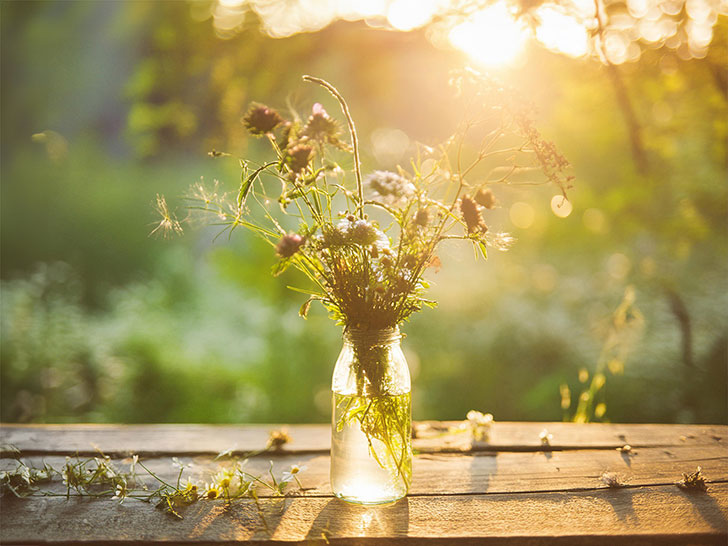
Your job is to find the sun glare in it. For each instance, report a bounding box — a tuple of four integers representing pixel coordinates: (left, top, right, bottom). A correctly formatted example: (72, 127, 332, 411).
(448, 3, 528, 68)
(387, 0, 440, 31)
(535, 7, 590, 57)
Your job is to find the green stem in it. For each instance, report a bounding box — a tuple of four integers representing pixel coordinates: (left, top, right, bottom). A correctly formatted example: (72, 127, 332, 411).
(302, 75, 364, 219)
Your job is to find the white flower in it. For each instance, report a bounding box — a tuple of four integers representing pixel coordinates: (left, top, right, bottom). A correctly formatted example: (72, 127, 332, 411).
(129, 454, 139, 475)
(281, 464, 307, 483)
(467, 410, 493, 442)
(539, 429, 553, 446)
(364, 171, 415, 208)
(171, 457, 186, 469)
(112, 482, 128, 503)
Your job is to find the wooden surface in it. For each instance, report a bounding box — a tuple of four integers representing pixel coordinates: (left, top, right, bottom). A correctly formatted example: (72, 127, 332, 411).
(1, 422, 727, 544)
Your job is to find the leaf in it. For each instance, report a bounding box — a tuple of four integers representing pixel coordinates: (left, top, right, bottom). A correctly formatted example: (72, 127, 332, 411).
(477, 241, 488, 260)
(287, 285, 325, 297)
(298, 298, 316, 319)
(271, 258, 291, 277)
(238, 161, 277, 209)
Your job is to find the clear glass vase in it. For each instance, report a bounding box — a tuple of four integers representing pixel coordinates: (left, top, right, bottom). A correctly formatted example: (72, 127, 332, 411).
(330, 327, 412, 504)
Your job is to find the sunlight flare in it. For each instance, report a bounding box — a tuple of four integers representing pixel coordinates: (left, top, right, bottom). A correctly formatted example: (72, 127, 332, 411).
(448, 3, 528, 67)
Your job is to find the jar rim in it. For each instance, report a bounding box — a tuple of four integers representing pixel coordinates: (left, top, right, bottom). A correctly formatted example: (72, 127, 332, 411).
(343, 326, 401, 345)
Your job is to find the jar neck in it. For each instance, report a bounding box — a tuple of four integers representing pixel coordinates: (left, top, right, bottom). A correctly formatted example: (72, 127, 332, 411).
(343, 327, 401, 347)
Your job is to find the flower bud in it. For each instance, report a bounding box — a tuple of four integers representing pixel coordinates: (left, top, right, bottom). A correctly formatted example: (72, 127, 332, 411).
(275, 233, 304, 258)
(286, 144, 314, 173)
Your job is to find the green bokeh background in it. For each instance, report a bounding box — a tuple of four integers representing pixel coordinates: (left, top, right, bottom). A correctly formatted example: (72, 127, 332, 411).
(1, 1, 726, 424)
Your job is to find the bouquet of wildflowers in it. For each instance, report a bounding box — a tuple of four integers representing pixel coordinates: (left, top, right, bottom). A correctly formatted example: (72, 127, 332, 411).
(156, 71, 571, 501)
(158, 71, 572, 332)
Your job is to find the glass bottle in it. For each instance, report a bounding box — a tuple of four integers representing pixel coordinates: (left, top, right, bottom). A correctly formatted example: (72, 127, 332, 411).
(330, 327, 412, 504)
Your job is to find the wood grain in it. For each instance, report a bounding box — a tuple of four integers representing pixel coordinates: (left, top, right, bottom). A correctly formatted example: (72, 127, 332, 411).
(1, 422, 725, 456)
(1, 423, 726, 544)
(3, 445, 726, 497)
(2, 483, 726, 544)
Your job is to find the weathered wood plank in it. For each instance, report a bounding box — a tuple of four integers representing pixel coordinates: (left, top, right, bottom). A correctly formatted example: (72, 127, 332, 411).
(3, 446, 726, 497)
(2, 483, 727, 544)
(2, 423, 725, 456)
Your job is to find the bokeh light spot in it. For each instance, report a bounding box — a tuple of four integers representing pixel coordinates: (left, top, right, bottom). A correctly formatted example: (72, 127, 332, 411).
(510, 201, 535, 229)
(607, 253, 632, 280)
(551, 195, 573, 218)
(582, 208, 607, 233)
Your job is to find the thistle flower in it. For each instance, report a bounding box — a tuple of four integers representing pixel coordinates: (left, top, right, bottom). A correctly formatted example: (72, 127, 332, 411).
(242, 103, 283, 136)
(321, 225, 347, 248)
(286, 144, 314, 173)
(276, 233, 304, 258)
(475, 188, 497, 209)
(460, 195, 487, 234)
(302, 103, 340, 144)
(364, 171, 415, 207)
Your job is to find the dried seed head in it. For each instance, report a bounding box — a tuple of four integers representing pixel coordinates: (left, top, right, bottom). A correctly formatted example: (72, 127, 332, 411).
(266, 428, 291, 451)
(475, 188, 497, 209)
(414, 209, 430, 227)
(676, 466, 708, 491)
(402, 254, 418, 269)
(460, 195, 487, 234)
(242, 103, 283, 136)
(600, 471, 625, 488)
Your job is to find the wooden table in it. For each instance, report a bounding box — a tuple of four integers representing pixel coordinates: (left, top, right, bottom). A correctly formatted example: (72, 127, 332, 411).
(1, 422, 727, 544)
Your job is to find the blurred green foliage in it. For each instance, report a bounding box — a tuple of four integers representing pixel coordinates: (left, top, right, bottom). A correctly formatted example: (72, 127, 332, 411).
(1, 1, 726, 424)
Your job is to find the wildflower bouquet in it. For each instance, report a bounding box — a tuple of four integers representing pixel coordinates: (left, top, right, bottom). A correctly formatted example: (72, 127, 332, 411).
(159, 70, 571, 503)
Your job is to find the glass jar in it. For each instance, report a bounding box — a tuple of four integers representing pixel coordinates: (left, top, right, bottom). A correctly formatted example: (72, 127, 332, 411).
(330, 327, 412, 504)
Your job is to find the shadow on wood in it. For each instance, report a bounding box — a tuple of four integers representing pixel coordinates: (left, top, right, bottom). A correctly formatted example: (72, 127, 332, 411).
(305, 497, 410, 542)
